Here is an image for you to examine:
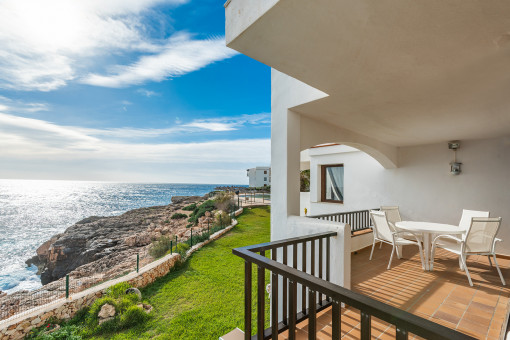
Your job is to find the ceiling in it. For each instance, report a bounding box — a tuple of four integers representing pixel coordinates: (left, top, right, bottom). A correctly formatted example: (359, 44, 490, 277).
(227, 0, 510, 146)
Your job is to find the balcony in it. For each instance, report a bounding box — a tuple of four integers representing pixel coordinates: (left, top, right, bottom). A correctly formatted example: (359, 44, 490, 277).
(233, 222, 510, 339)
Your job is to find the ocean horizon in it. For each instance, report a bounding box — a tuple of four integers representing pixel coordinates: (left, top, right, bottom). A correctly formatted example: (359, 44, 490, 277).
(0, 179, 244, 294)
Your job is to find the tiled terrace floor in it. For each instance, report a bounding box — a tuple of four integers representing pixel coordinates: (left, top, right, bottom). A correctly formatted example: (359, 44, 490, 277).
(279, 244, 510, 339)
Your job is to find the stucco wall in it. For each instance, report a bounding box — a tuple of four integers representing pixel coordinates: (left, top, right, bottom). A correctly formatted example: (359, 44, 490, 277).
(304, 138, 510, 255)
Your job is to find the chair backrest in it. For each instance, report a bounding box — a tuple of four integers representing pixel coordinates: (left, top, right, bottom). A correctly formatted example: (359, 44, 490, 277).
(465, 217, 502, 253)
(370, 210, 394, 242)
(380, 206, 402, 225)
(459, 209, 490, 229)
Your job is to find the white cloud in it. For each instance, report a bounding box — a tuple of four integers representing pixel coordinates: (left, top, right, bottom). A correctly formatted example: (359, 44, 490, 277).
(82, 33, 238, 88)
(0, 97, 49, 114)
(136, 89, 160, 97)
(0, 112, 270, 165)
(0, 0, 189, 91)
(77, 113, 271, 138)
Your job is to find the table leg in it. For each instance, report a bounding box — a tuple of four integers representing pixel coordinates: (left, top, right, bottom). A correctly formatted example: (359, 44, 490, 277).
(423, 233, 430, 271)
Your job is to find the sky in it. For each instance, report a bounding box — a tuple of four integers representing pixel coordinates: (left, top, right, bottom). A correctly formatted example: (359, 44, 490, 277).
(0, 0, 271, 184)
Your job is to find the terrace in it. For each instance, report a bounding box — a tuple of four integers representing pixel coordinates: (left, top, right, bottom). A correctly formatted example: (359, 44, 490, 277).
(233, 227, 510, 340)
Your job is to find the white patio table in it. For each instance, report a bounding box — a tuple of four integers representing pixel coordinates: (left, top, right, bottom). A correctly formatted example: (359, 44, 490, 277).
(395, 221, 466, 271)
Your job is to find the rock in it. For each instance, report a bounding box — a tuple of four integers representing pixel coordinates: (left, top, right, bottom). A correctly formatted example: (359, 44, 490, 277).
(98, 316, 114, 325)
(137, 303, 153, 314)
(171, 196, 201, 204)
(125, 287, 142, 300)
(98, 303, 115, 319)
(4, 195, 208, 319)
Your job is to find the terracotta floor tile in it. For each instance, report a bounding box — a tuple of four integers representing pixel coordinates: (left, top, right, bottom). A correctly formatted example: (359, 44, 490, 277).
(279, 246, 510, 339)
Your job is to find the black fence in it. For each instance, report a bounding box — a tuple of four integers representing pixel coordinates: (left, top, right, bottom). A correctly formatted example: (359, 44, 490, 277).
(233, 231, 474, 340)
(308, 209, 378, 234)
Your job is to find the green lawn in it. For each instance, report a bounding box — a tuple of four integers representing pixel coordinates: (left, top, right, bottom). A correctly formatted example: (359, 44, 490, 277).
(90, 206, 271, 340)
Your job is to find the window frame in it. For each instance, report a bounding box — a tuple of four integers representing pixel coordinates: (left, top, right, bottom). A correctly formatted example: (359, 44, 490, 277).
(320, 164, 344, 203)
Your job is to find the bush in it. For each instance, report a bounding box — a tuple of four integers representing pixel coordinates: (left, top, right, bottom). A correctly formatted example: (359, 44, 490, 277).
(171, 213, 187, 219)
(87, 297, 117, 325)
(175, 243, 190, 258)
(189, 230, 209, 247)
(120, 305, 150, 328)
(27, 325, 82, 340)
(105, 282, 132, 299)
(149, 236, 172, 258)
(215, 211, 232, 228)
(214, 191, 234, 212)
(117, 294, 140, 313)
(182, 203, 196, 211)
(187, 200, 216, 225)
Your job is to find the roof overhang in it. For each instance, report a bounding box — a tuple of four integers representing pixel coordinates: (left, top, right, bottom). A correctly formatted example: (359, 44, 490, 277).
(226, 0, 510, 147)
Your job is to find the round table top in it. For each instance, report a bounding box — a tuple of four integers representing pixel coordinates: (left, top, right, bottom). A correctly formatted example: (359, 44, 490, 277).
(395, 221, 465, 234)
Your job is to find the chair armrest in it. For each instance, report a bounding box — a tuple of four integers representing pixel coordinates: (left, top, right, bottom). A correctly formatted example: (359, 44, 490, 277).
(492, 238, 502, 252)
(432, 234, 462, 245)
(393, 231, 421, 243)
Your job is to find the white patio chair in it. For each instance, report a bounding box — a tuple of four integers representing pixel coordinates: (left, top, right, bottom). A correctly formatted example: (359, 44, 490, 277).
(431, 217, 505, 286)
(380, 206, 422, 243)
(459, 209, 489, 228)
(369, 210, 425, 270)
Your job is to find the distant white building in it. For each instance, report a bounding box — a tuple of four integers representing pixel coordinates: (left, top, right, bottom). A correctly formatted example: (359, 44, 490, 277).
(246, 166, 271, 187)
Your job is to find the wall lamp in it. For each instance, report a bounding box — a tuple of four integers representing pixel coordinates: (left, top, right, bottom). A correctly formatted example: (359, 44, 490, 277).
(448, 141, 462, 175)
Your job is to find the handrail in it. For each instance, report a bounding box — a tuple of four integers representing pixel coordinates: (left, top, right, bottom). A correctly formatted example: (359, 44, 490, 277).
(308, 208, 378, 234)
(233, 231, 475, 340)
(308, 209, 375, 218)
(240, 231, 337, 252)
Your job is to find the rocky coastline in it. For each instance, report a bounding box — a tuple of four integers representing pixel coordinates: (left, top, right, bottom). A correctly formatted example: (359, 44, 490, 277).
(0, 195, 213, 321)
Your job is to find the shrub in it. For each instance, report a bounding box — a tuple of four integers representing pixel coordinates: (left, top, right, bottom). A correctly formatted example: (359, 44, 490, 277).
(175, 243, 190, 258)
(29, 325, 82, 340)
(215, 211, 232, 228)
(105, 282, 132, 299)
(171, 213, 187, 219)
(187, 200, 216, 225)
(117, 294, 140, 313)
(214, 191, 234, 212)
(87, 297, 117, 325)
(182, 203, 196, 211)
(120, 305, 150, 328)
(189, 230, 209, 247)
(149, 236, 172, 258)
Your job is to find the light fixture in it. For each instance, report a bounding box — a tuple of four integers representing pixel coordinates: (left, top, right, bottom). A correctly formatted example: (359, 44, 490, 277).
(448, 141, 462, 175)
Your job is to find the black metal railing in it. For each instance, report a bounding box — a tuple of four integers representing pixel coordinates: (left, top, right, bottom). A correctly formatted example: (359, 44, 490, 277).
(308, 209, 378, 234)
(233, 232, 474, 340)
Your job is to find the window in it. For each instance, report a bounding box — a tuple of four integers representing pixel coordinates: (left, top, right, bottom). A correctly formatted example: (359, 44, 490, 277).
(321, 164, 344, 203)
(264, 177, 267, 181)
(264, 170, 267, 174)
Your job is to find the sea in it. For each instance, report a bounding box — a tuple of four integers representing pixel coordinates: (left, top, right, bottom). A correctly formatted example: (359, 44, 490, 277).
(0, 179, 231, 294)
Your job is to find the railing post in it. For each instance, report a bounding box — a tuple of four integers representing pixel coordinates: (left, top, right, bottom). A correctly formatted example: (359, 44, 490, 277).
(302, 241, 307, 313)
(271, 249, 279, 340)
(288, 280, 297, 340)
(190, 228, 193, 246)
(65, 274, 69, 299)
(332, 300, 340, 339)
(360, 311, 371, 340)
(257, 250, 266, 340)
(396, 326, 409, 340)
(245, 261, 252, 340)
(136, 253, 139, 273)
(170, 241, 173, 254)
(308, 289, 317, 340)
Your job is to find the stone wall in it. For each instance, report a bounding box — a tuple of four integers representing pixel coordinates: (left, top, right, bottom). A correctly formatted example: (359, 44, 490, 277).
(0, 210, 242, 340)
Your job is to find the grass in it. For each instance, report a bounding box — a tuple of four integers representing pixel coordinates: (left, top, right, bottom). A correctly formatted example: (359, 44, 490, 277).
(88, 206, 271, 340)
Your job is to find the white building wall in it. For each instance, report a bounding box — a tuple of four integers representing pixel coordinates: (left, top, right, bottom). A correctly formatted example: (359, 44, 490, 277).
(302, 138, 510, 255)
(247, 167, 271, 187)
